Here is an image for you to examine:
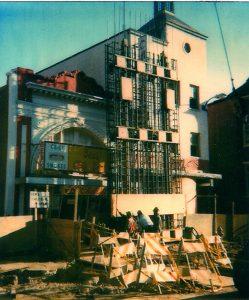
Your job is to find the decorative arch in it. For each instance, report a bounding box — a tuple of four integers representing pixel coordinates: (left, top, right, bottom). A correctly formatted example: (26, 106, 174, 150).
(30, 117, 106, 172)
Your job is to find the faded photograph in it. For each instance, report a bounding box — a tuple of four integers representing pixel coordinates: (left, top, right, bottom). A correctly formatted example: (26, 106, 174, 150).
(0, 1, 248, 298)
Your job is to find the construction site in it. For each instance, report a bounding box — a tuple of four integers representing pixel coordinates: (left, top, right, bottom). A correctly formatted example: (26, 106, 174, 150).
(0, 1, 248, 299)
(0, 216, 240, 299)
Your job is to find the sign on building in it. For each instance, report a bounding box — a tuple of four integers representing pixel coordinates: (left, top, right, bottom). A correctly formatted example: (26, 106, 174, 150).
(30, 191, 50, 208)
(68, 145, 107, 174)
(44, 142, 68, 170)
(43, 142, 107, 174)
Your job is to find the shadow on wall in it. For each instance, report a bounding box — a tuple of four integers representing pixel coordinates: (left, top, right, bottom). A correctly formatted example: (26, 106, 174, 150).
(0, 216, 77, 260)
(186, 213, 249, 240)
(0, 216, 37, 258)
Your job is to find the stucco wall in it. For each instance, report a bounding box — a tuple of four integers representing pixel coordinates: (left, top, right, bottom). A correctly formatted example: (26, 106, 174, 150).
(166, 25, 208, 161)
(182, 177, 196, 214)
(38, 32, 126, 88)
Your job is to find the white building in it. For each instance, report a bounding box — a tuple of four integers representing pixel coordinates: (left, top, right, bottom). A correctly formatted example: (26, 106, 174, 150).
(0, 5, 220, 221)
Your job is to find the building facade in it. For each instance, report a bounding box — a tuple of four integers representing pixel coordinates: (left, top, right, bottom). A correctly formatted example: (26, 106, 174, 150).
(207, 79, 249, 214)
(0, 68, 108, 218)
(0, 6, 220, 220)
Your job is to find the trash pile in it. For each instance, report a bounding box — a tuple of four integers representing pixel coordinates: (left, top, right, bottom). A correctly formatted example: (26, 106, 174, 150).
(80, 228, 234, 294)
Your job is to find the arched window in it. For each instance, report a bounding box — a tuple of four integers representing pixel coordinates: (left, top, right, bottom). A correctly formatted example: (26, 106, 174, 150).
(53, 127, 104, 147)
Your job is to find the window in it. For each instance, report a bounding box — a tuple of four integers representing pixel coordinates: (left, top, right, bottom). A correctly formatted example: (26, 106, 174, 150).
(184, 42, 191, 53)
(189, 85, 199, 109)
(243, 115, 249, 146)
(171, 59, 177, 70)
(148, 130, 158, 141)
(190, 132, 200, 157)
(53, 128, 102, 147)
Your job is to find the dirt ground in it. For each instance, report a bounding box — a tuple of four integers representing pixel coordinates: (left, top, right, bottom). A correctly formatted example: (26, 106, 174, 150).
(0, 256, 237, 300)
(0, 239, 241, 300)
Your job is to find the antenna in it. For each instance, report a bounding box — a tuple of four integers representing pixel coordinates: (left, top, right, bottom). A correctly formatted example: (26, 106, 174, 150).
(114, 2, 116, 35)
(214, 2, 235, 91)
(119, 2, 121, 32)
(123, 2, 126, 30)
(129, 10, 131, 29)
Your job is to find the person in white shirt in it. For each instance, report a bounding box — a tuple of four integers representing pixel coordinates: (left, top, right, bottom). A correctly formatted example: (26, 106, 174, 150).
(137, 210, 154, 232)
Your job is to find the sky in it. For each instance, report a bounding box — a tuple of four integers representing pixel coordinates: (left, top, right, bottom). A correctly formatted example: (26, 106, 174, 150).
(0, 1, 249, 98)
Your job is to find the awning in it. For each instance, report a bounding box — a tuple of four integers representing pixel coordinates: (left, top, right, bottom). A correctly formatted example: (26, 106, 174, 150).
(16, 176, 107, 187)
(174, 171, 222, 180)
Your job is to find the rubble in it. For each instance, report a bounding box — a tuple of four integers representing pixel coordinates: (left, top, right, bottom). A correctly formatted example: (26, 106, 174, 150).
(0, 226, 236, 298)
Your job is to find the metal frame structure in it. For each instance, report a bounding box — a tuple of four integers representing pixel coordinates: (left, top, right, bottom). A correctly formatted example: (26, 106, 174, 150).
(105, 38, 182, 195)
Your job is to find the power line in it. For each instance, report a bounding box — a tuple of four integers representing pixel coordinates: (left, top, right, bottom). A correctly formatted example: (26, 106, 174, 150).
(214, 2, 235, 91)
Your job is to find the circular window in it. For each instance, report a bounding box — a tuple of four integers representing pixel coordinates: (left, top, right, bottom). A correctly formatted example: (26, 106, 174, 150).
(184, 42, 191, 53)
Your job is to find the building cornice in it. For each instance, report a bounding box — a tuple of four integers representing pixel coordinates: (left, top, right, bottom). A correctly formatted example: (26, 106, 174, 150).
(26, 82, 107, 107)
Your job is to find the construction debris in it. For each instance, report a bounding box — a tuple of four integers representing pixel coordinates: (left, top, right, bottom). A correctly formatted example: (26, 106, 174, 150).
(0, 224, 235, 298)
(79, 228, 234, 295)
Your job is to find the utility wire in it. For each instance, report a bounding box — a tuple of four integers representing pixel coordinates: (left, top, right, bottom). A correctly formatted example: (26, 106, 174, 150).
(214, 2, 235, 91)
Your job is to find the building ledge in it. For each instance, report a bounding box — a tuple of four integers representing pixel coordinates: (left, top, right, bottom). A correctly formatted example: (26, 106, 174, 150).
(26, 82, 107, 107)
(16, 176, 107, 186)
(174, 171, 222, 180)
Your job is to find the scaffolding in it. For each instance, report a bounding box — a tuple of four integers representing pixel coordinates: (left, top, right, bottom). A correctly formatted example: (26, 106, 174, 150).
(105, 38, 182, 195)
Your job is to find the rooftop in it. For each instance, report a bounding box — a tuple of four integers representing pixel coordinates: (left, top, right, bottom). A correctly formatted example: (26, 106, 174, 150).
(139, 10, 208, 40)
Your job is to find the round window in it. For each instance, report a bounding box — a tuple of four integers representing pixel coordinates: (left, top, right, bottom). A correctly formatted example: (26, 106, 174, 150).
(184, 42, 191, 53)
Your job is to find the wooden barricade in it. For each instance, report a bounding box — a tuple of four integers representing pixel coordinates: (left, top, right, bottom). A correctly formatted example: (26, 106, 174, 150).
(202, 235, 232, 269)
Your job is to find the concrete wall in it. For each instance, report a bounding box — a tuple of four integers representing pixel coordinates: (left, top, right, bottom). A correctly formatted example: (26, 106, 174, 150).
(186, 213, 249, 239)
(0, 216, 36, 256)
(182, 177, 196, 214)
(39, 32, 126, 88)
(46, 218, 76, 258)
(111, 194, 185, 217)
(0, 217, 80, 258)
(166, 25, 208, 162)
(185, 214, 213, 236)
(233, 214, 249, 232)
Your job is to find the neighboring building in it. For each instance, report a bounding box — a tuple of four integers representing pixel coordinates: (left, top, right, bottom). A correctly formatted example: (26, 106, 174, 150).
(0, 68, 108, 218)
(0, 3, 220, 220)
(207, 79, 249, 214)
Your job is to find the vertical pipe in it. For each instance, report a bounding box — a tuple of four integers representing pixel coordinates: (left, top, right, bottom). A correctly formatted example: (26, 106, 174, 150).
(231, 200, 235, 239)
(213, 193, 217, 235)
(74, 187, 79, 221)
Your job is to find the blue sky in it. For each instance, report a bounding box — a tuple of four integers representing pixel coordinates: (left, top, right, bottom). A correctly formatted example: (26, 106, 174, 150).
(0, 1, 248, 98)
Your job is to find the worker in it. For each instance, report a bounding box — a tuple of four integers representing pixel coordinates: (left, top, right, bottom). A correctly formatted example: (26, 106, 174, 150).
(117, 210, 137, 236)
(137, 210, 154, 232)
(151, 207, 163, 232)
(217, 225, 224, 239)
